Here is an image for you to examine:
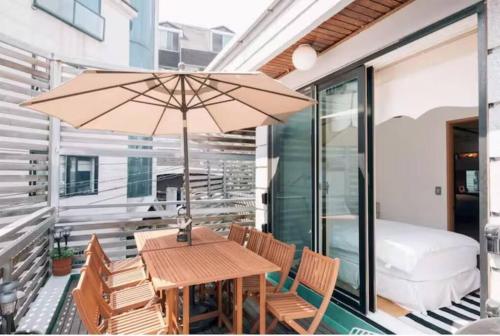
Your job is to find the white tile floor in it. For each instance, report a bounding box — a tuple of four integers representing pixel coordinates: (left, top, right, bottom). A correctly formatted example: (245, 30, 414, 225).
(18, 275, 71, 334)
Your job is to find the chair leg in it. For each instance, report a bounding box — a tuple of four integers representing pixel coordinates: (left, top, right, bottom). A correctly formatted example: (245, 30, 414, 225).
(250, 319, 259, 334)
(266, 318, 278, 334)
(217, 281, 223, 328)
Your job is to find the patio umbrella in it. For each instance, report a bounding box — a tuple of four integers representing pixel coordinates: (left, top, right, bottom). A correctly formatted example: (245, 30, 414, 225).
(21, 70, 314, 244)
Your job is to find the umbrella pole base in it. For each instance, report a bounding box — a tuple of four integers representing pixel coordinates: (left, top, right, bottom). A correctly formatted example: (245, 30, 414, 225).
(176, 230, 188, 242)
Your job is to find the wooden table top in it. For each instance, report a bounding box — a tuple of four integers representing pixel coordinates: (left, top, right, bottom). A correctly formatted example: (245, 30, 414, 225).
(134, 226, 228, 253)
(142, 241, 281, 290)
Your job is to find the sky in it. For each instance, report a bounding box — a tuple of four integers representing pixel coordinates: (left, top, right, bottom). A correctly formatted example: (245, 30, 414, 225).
(158, 0, 273, 35)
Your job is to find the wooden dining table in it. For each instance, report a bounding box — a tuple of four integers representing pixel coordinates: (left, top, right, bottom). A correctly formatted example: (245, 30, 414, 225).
(134, 227, 280, 335)
(135, 226, 228, 253)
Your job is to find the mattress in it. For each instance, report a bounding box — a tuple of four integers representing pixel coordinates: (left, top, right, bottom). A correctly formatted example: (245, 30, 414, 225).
(328, 219, 480, 312)
(377, 268, 480, 312)
(329, 219, 479, 280)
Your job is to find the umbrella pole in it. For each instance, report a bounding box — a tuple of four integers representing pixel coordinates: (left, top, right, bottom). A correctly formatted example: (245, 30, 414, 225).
(182, 108, 192, 246)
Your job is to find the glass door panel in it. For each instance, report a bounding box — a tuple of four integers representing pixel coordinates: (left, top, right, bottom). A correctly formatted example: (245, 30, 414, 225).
(318, 67, 367, 311)
(271, 88, 314, 272)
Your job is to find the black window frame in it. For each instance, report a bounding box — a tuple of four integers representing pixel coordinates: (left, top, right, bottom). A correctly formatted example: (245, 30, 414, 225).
(61, 155, 99, 197)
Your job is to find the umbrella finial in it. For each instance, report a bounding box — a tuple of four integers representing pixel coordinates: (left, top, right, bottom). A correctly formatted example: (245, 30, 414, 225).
(178, 62, 186, 71)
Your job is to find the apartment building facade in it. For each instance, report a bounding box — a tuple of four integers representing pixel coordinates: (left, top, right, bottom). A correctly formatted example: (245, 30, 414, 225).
(158, 21, 234, 70)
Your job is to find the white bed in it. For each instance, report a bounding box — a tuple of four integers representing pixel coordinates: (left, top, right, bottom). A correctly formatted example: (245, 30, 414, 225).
(328, 219, 480, 312)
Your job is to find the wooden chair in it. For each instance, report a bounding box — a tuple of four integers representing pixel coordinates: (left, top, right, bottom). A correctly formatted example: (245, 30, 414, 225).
(244, 239, 295, 296)
(84, 259, 157, 314)
(264, 247, 340, 334)
(227, 223, 248, 245)
(83, 252, 147, 292)
(73, 269, 167, 334)
(246, 229, 272, 256)
(86, 234, 143, 274)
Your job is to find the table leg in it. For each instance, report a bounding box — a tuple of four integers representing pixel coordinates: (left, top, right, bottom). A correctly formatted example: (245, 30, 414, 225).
(259, 273, 266, 334)
(233, 278, 243, 334)
(167, 289, 175, 334)
(183, 286, 190, 334)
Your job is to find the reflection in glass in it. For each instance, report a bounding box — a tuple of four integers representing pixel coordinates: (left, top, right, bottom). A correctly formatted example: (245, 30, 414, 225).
(271, 90, 313, 271)
(319, 79, 360, 298)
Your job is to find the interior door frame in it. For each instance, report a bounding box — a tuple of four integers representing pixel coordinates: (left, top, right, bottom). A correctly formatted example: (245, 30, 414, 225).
(316, 65, 369, 313)
(446, 116, 479, 232)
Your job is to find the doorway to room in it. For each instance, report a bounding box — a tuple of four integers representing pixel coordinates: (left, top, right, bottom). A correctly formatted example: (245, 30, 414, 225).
(447, 118, 480, 241)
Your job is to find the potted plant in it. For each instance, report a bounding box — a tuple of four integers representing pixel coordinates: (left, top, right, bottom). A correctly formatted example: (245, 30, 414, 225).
(51, 227, 74, 276)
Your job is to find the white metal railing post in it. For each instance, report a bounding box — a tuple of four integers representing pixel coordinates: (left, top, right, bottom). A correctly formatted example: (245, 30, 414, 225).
(48, 58, 61, 275)
(48, 58, 61, 212)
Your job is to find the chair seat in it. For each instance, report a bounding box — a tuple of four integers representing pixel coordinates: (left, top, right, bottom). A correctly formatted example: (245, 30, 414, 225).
(107, 304, 167, 335)
(106, 267, 146, 291)
(109, 282, 156, 314)
(266, 293, 317, 321)
(108, 256, 143, 274)
(243, 275, 276, 294)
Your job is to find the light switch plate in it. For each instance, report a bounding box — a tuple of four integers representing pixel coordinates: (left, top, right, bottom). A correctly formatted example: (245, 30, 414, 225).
(435, 186, 442, 195)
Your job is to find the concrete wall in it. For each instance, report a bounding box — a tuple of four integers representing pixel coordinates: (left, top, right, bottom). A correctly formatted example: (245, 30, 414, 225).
(0, 0, 135, 66)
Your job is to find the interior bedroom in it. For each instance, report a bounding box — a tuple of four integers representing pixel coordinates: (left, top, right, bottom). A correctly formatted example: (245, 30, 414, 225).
(370, 15, 480, 334)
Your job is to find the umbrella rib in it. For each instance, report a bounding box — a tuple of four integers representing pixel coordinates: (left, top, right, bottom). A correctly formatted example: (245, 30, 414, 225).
(153, 74, 182, 108)
(200, 98, 235, 108)
(185, 75, 209, 108)
(77, 81, 165, 128)
(151, 105, 168, 136)
(184, 77, 224, 133)
(190, 74, 313, 102)
(188, 75, 285, 124)
(121, 84, 179, 109)
(130, 99, 166, 107)
(150, 77, 181, 135)
(21, 75, 175, 106)
(188, 87, 240, 109)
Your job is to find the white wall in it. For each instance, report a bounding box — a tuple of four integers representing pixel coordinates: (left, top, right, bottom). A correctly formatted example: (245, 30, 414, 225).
(0, 0, 135, 66)
(374, 33, 478, 230)
(375, 108, 477, 230)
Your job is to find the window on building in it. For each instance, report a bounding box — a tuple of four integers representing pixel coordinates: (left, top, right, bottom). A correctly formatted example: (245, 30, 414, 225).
(127, 136, 153, 198)
(211, 32, 232, 52)
(159, 30, 180, 51)
(60, 156, 98, 197)
(34, 0, 105, 40)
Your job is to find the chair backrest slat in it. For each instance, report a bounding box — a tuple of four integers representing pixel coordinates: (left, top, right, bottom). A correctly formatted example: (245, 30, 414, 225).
(246, 229, 272, 256)
(264, 239, 295, 292)
(292, 247, 340, 297)
(73, 269, 111, 334)
(227, 224, 248, 245)
(85, 234, 110, 264)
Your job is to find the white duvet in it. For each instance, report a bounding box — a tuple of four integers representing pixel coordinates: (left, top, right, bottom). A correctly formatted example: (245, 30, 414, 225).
(330, 219, 479, 277)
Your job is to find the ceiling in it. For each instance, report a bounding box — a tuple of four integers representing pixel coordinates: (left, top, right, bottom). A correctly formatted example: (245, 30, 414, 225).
(259, 0, 414, 78)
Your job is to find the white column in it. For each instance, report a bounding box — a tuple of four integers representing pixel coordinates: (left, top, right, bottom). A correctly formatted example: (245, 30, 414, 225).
(255, 126, 269, 231)
(487, 0, 500, 316)
(48, 59, 61, 211)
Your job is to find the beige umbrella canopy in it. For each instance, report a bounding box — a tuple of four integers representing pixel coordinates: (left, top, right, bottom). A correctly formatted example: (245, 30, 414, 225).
(21, 70, 315, 243)
(21, 70, 314, 135)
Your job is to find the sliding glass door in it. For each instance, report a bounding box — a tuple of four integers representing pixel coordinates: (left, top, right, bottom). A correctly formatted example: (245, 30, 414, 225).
(318, 66, 368, 312)
(269, 67, 372, 313)
(270, 87, 315, 272)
